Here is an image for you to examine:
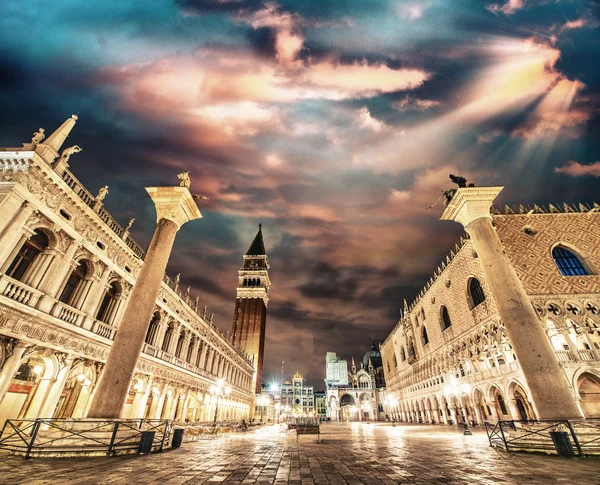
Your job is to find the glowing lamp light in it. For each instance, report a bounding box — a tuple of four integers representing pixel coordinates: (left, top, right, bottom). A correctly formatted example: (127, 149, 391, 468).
(32, 365, 43, 375)
(77, 373, 86, 382)
(269, 383, 279, 392)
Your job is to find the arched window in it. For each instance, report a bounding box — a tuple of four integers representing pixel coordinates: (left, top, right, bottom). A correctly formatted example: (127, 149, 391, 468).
(175, 331, 185, 357)
(421, 326, 429, 346)
(186, 336, 196, 362)
(145, 312, 161, 345)
(393, 355, 398, 367)
(96, 282, 119, 323)
(468, 277, 486, 309)
(552, 246, 590, 276)
(59, 261, 88, 305)
(161, 323, 174, 352)
(6, 230, 49, 282)
(441, 306, 452, 330)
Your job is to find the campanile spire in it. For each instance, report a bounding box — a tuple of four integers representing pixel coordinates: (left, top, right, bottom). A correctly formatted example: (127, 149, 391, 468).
(231, 225, 270, 395)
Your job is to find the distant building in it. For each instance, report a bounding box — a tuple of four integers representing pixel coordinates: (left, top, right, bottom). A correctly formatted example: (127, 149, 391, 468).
(325, 352, 348, 387)
(281, 372, 314, 416)
(314, 391, 327, 419)
(326, 340, 387, 421)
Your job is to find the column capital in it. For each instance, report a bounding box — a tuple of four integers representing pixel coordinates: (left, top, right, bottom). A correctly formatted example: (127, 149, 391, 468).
(145, 186, 202, 229)
(440, 186, 504, 227)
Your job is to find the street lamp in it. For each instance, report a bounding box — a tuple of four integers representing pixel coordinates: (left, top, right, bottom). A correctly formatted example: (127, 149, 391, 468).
(258, 395, 269, 422)
(443, 376, 472, 435)
(384, 398, 398, 426)
(210, 378, 231, 427)
(270, 383, 281, 423)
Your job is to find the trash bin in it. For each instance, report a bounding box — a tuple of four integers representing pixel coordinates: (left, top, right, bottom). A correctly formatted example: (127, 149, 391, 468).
(549, 431, 575, 458)
(138, 431, 155, 455)
(172, 428, 184, 448)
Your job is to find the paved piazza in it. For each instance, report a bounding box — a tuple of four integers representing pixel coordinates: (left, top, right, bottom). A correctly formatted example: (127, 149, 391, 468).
(0, 423, 598, 485)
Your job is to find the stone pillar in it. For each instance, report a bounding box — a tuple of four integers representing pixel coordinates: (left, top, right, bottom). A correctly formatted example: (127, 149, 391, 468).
(88, 186, 201, 418)
(37, 356, 74, 418)
(0, 340, 31, 405)
(25, 249, 58, 288)
(0, 201, 34, 266)
(441, 186, 582, 419)
(81, 264, 111, 316)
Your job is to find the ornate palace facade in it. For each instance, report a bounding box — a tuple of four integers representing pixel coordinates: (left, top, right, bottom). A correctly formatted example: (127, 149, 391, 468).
(381, 204, 600, 425)
(326, 343, 387, 421)
(0, 116, 255, 426)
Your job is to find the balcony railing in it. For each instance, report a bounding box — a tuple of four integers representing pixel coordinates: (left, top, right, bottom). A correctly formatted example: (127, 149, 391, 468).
(0, 275, 43, 308)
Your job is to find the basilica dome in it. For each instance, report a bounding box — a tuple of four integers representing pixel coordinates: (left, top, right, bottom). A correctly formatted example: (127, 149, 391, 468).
(363, 343, 382, 369)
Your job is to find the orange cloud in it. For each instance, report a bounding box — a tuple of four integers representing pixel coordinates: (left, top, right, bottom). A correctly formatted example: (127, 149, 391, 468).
(554, 161, 600, 177)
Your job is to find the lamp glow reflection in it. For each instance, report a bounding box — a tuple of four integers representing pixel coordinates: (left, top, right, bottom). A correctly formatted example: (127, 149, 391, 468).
(210, 378, 231, 427)
(443, 376, 472, 435)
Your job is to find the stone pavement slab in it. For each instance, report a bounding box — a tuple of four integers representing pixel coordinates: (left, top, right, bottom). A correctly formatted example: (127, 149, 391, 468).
(0, 423, 598, 484)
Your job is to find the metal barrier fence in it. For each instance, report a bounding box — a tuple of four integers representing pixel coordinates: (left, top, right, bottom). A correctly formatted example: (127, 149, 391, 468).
(484, 418, 600, 457)
(0, 418, 172, 459)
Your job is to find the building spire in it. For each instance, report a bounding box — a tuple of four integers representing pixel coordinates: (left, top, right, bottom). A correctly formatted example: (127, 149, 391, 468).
(246, 224, 266, 256)
(44, 114, 78, 153)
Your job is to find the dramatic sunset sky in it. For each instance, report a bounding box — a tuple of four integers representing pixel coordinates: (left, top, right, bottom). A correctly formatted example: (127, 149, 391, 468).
(1, 0, 598, 386)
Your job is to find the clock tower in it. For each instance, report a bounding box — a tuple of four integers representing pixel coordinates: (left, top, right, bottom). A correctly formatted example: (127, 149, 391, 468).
(231, 225, 270, 394)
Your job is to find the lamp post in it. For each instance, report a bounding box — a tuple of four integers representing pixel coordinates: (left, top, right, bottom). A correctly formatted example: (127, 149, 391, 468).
(270, 383, 281, 423)
(444, 377, 472, 436)
(384, 398, 398, 426)
(210, 379, 231, 427)
(258, 395, 269, 422)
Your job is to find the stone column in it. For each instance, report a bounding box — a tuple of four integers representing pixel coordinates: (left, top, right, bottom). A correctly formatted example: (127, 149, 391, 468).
(88, 186, 201, 418)
(0, 340, 31, 405)
(441, 187, 582, 419)
(0, 201, 34, 266)
(37, 356, 74, 418)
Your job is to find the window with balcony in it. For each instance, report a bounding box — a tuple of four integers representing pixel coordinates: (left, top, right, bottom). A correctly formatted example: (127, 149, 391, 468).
(7, 230, 49, 282)
(96, 282, 120, 324)
(58, 261, 88, 306)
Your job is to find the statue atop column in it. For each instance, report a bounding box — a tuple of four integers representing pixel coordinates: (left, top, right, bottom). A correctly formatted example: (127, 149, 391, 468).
(427, 174, 476, 210)
(177, 169, 191, 188)
(31, 128, 45, 145)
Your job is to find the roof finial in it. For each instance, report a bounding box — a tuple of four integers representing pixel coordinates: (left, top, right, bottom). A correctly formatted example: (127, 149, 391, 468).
(259, 223, 262, 230)
(44, 114, 78, 154)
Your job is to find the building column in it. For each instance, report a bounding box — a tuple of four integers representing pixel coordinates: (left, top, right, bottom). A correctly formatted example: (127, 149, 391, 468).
(133, 379, 153, 419)
(0, 201, 34, 266)
(39, 239, 79, 298)
(80, 264, 111, 316)
(37, 356, 74, 418)
(88, 184, 201, 418)
(0, 340, 31, 405)
(24, 249, 59, 289)
(441, 186, 582, 419)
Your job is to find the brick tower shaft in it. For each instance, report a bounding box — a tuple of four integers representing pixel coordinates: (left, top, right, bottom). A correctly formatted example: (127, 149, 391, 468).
(231, 225, 270, 395)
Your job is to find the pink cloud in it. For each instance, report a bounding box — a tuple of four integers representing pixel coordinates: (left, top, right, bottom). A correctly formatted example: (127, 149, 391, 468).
(356, 107, 387, 132)
(554, 161, 600, 177)
(487, 0, 526, 16)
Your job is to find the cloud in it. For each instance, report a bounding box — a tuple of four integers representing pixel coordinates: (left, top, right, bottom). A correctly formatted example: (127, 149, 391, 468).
(356, 107, 387, 132)
(392, 95, 440, 111)
(554, 160, 600, 177)
(487, 0, 526, 16)
(244, 3, 305, 67)
(396, 2, 428, 21)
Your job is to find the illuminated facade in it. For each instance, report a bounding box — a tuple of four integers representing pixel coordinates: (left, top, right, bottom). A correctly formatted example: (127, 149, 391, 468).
(0, 116, 255, 426)
(326, 342, 387, 421)
(381, 203, 600, 424)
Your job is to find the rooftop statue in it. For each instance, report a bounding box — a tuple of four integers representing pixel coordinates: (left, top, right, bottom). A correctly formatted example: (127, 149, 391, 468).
(177, 169, 191, 188)
(31, 128, 45, 145)
(427, 174, 475, 210)
(58, 145, 82, 164)
(125, 217, 135, 231)
(96, 185, 109, 202)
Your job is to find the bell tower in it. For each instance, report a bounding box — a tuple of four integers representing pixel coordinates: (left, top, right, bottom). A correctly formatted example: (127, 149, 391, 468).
(231, 224, 270, 394)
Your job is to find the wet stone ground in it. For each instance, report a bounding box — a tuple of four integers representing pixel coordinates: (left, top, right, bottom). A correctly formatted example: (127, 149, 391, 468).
(0, 422, 598, 484)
